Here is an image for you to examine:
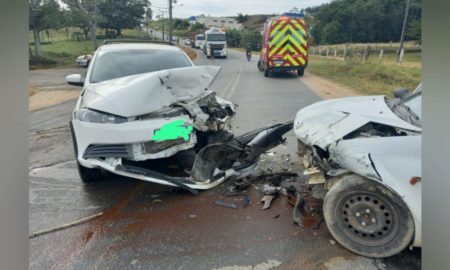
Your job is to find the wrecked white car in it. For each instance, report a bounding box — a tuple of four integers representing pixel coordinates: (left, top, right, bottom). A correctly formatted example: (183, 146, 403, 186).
(66, 42, 292, 194)
(294, 85, 422, 257)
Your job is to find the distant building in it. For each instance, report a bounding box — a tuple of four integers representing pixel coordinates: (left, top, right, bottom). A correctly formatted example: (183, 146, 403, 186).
(189, 15, 243, 31)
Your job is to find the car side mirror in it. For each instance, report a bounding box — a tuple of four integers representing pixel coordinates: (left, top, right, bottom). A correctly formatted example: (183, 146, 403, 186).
(66, 74, 84, 87)
(393, 88, 409, 99)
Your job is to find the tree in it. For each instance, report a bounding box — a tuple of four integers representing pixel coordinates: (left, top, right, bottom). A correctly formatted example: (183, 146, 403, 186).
(190, 22, 205, 32)
(236, 13, 249, 23)
(67, 8, 90, 39)
(173, 18, 189, 30)
(225, 28, 241, 47)
(29, 0, 63, 57)
(98, 0, 150, 37)
(63, 0, 103, 49)
(406, 20, 421, 43)
(321, 21, 345, 44)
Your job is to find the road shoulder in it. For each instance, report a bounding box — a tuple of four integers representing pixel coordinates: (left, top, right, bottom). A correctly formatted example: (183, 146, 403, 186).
(302, 71, 358, 99)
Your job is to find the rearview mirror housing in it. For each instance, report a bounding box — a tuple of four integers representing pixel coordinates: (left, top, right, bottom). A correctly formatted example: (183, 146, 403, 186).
(393, 88, 409, 99)
(66, 74, 84, 87)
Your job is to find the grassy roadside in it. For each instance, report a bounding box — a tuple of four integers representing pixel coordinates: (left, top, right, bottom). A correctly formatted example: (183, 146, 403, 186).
(178, 46, 197, 61)
(307, 56, 421, 96)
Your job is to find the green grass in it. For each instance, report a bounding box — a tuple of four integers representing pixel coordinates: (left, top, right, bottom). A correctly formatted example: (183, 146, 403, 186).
(308, 56, 421, 96)
(30, 40, 98, 68)
(29, 27, 150, 69)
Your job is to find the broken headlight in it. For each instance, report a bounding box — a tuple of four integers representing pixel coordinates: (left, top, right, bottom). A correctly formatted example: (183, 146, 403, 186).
(75, 109, 127, 123)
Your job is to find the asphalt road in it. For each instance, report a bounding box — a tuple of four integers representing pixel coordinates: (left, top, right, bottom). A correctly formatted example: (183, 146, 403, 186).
(29, 49, 421, 269)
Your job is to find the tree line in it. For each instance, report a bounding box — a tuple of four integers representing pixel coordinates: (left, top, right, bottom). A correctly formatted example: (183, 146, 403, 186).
(304, 0, 421, 45)
(29, 0, 151, 58)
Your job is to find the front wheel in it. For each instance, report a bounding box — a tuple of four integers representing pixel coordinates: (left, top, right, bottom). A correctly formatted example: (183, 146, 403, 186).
(257, 60, 264, 71)
(297, 69, 304, 76)
(323, 175, 414, 258)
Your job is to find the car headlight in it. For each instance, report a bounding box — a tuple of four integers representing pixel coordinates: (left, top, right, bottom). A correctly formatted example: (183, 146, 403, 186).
(75, 109, 127, 123)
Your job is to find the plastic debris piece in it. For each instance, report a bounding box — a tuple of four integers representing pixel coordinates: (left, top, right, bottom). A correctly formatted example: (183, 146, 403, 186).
(273, 214, 280, 219)
(214, 200, 238, 209)
(261, 195, 276, 210)
(243, 194, 251, 208)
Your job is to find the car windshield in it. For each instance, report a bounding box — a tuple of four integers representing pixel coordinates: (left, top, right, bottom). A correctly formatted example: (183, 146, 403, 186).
(196, 36, 204, 40)
(89, 49, 192, 83)
(207, 34, 226, 41)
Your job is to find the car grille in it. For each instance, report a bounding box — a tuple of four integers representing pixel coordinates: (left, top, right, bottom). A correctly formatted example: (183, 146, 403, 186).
(143, 138, 185, 154)
(211, 44, 224, 50)
(83, 144, 129, 159)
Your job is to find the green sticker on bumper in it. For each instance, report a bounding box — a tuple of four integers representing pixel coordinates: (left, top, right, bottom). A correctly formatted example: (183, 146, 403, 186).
(152, 119, 193, 142)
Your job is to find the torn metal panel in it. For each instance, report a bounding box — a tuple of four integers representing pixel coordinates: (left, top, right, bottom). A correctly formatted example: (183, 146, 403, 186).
(294, 95, 421, 149)
(81, 66, 222, 117)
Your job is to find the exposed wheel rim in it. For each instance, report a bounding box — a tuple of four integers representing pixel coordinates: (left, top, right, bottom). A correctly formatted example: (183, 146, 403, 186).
(336, 190, 400, 247)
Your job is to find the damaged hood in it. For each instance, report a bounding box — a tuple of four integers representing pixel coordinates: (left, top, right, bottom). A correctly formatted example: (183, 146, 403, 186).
(294, 95, 421, 148)
(81, 66, 221, 117)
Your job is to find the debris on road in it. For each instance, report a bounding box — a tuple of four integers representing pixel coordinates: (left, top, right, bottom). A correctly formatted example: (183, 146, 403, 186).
(29, 212, 104, 238)
(214, 200, 239, 209)
(243, 194, 251, 208)
(261, 195, 276, 210)
(273, 214, 280, 219)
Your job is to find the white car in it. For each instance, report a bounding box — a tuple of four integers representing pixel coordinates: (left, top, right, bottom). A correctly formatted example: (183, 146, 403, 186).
(76, 54, 93, 67)
(294, 85, 422, 257)
(66, 42, 292, 193)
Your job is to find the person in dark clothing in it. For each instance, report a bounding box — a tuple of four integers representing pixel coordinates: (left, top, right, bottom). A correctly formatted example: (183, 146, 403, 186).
(209, 43, 215, 62)
(245, 43, 252, 61)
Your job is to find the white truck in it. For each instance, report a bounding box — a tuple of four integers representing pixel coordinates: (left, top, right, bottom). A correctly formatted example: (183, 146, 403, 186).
(194, 34, 205, 49)
(203, 28, 227, 58)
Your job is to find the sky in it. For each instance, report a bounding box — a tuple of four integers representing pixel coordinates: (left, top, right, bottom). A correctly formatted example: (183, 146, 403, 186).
(150, 0, 333, 18)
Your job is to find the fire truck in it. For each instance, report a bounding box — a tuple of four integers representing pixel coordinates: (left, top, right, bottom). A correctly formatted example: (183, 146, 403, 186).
(258, 13, 308, 77)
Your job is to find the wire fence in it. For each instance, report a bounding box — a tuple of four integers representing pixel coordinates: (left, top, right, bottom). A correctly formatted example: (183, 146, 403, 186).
(310, 42, 421, 66)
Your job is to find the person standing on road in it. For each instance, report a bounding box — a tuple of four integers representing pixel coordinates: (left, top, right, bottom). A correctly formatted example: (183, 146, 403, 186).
(209, 43, 215, 62)
(245, 43, 252, 61)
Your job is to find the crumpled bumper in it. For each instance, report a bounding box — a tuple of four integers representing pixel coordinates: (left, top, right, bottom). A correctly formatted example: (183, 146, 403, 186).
(71, 121, 293, 193)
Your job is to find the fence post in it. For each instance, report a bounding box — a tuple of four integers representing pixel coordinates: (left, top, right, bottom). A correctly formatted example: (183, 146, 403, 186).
(363, 44, 369, 62)
(344, 44, 348, 62)
(312, 47, 316, 56)
(379, 49, 384, 62)
(326, 47, 329, 56)
(398, 48, 405, 64)
(334, 48, 337, 57)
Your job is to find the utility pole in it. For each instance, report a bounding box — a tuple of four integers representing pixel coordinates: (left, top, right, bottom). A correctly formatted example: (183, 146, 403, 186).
(397, 0, 411, 63)
(161, 11, 165, 41)
(168, 0, 173, 43)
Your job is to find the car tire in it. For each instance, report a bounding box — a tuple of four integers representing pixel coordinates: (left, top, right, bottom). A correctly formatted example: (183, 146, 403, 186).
(264, 69, 270, 77)
(297, 69, 304, 76)
(77, 161, 103, 183)
(323, 174, 415, 258)
(257, 60, 264, 71)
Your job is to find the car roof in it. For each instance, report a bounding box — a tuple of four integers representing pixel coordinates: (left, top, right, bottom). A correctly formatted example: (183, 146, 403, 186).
(98, 43, 182, 52)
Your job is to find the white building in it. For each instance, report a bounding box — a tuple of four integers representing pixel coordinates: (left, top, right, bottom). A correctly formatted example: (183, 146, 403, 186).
(189, 15, 243, 31)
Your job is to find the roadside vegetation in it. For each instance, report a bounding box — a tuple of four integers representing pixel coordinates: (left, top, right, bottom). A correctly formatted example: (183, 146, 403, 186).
(308, 55, 421, 96)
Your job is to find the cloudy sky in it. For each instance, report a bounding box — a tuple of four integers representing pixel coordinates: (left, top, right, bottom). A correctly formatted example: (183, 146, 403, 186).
(151, 0, 333, 18)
